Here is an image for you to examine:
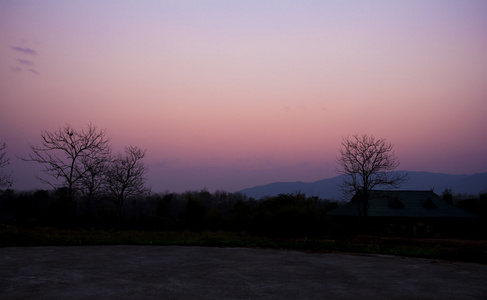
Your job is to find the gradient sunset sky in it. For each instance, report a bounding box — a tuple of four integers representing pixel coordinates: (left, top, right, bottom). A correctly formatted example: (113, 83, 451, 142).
(1, 0, 486, 193)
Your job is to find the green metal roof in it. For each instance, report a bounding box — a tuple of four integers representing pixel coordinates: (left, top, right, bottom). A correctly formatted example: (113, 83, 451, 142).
(329, 190, 476, 218)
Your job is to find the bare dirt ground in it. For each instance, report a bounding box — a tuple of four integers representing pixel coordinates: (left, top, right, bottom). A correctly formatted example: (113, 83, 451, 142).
(1, 246, 486, 299)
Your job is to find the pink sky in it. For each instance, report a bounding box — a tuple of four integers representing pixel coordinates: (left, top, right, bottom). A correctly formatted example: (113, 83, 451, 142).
(1, 1, 487, 193)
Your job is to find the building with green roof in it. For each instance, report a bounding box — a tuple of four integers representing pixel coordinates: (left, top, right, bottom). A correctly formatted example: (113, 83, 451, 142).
(328, 190, 477, 237)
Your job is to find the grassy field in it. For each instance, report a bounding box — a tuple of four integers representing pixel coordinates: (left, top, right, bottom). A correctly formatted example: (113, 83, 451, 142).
(1, 225, 486, 264)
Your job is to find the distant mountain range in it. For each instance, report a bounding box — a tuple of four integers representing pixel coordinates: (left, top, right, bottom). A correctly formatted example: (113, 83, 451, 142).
(239, 171, 487, 200)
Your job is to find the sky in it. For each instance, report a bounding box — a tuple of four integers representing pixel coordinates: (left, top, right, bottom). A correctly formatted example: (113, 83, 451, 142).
(1, 0, 487, 193)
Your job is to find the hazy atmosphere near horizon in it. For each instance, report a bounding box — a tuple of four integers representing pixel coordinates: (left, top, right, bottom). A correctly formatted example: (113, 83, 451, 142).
(1, 0, 486, 193)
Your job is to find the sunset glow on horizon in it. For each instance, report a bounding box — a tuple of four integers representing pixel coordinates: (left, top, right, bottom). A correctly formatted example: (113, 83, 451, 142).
(1, 1, 487, 193)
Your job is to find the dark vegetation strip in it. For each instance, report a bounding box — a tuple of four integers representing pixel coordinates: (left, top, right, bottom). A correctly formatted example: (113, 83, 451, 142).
(1, 225, 486, 264)
(1, 190, 486, 264)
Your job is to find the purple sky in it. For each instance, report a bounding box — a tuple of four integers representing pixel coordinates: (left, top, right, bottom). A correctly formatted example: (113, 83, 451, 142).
(1, 1, 487, 193)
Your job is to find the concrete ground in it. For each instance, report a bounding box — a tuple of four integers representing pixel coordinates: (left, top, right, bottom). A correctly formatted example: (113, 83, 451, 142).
(1, 246, 486, 299)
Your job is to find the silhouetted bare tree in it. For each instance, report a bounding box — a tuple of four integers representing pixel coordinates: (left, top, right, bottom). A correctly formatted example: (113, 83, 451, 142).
(78, 142, 111, 219)
(22, 124, 110, 201)
(0, 142, 12, 189)
(105, 146, 149, 228)
(337, 134, 407, 218)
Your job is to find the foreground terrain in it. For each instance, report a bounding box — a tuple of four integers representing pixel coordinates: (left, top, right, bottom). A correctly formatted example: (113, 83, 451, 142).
(1, 226, 486, 263)
(1, 245, 486, 299)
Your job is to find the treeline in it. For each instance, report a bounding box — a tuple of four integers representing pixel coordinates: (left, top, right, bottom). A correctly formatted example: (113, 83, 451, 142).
(0, 189, 340, 236)
(445, 191, 487, 219)
(1, 189, 486, 237)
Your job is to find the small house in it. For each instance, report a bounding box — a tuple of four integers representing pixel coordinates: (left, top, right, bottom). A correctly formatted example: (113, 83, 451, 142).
(328, 190, 477, 237)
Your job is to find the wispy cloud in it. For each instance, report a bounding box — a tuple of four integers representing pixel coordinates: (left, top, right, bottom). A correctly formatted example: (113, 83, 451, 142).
(9, 46, 40, 75)
(11, 46, 37, 55)
(17, 59, 35, 66)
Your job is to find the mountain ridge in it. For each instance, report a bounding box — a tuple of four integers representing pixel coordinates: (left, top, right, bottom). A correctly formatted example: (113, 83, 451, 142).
(239, 171, 487, 200)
